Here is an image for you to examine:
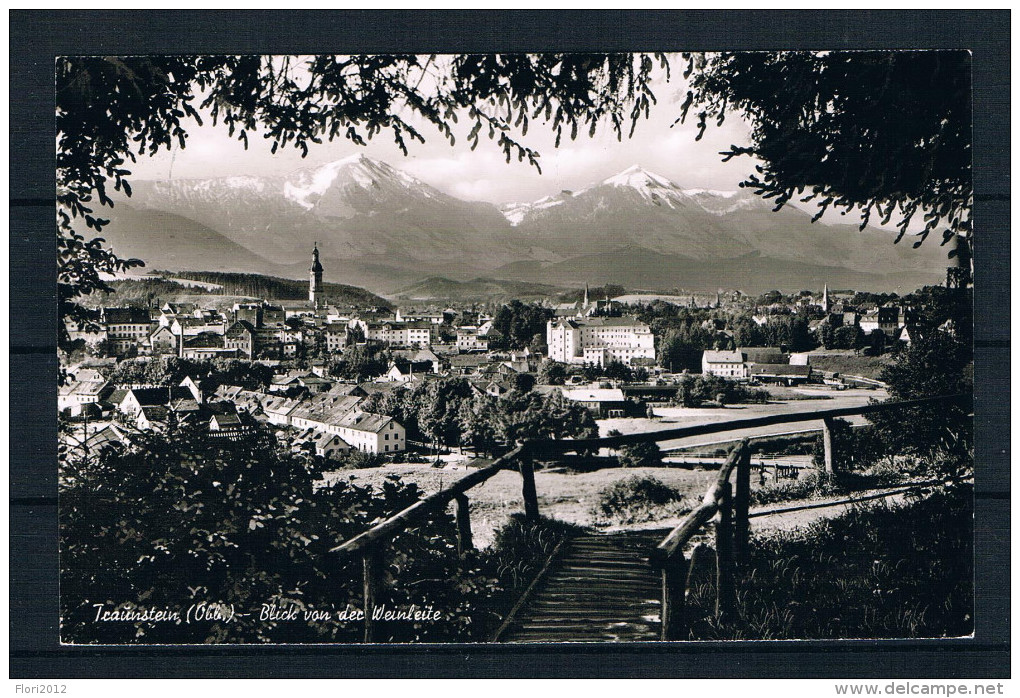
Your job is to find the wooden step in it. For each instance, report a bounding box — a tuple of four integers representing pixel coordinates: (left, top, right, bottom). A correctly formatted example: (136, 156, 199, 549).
(499, 532, 665, 643)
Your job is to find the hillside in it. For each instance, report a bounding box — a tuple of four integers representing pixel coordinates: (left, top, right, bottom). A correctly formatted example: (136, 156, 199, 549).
(491, 247, 943, 296)
(392, 277, 569, 302)
(99, 203, 281, 275)
(166, 271, 391, 307)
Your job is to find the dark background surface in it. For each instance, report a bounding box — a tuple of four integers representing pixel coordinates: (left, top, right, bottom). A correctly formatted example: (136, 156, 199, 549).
(10, 10, 1010, 678)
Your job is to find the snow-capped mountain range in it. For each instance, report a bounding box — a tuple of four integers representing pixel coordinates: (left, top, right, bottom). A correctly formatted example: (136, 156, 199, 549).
(99, 155, 948, 294)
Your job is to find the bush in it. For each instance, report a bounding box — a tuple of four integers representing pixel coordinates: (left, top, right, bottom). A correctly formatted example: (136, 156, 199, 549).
(617, 441, 662, 468)
(750, 469, 840, 506)
(674, 374, 769, 407)
(483, 514, 585, 591)
(330, 449, 384, 470)
(591, 475, 688, 525)
(59, 425, 484, 644)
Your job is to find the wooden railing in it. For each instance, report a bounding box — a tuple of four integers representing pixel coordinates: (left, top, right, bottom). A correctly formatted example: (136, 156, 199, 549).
(330, 393, 969, 642)
(650, 440, 751, 640)
(329, 443, 539, 641)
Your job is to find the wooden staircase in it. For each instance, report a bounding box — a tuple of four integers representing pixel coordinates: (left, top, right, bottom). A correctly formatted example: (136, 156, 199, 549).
(499, 532, 665, 642)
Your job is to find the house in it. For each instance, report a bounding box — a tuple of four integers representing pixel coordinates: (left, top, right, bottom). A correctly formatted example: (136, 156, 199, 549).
(263, 396, 303, 426)
(560, 388, 629, 418)
(58, 377, 112, 416)
(180, 332, 236, 360)
(395, 308, 445, 325)
(117, 386, 196, 417)
(179, 375, 203, 403)
(324, 323, 349, 353)
(384, 360, 436, 383)
(232, 303, 263, 328)
(701, 350, 747, 378)
(859, 307, 902, 335)
(224, 320, 256, 359)
(101, 307, 152, 355)
(310, 432, 350, 460)
(207, 402, 257, 441)
(738, 346, 787, 365)
(149, 325, 179, 356)
(170, 315, 226, 338)
(448, 353, 491, 375)
(484, 379, 514, 397)
(269, 372, 333, 395)
(135, 405, 169, 431)
(456, 327, 489, 352)
(84, 424, 130, 453)
(331, 411, 405, 454)
(361, 321, 433, 347)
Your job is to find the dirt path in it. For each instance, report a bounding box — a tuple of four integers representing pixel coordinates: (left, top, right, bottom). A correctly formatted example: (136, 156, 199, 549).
(603, 481, 938, 536)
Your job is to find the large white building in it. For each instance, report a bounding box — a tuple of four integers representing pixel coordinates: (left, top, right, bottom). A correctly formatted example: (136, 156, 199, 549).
(546, 316, 655, 366)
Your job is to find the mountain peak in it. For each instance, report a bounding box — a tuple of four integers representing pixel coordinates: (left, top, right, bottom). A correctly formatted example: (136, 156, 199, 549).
(283, 154, 441, 211)
(601, 165, 676, 190)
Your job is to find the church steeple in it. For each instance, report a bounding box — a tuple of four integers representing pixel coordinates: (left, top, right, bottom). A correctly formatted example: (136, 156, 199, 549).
(309, 242, 324, 308)
(822, 283, 830, 313)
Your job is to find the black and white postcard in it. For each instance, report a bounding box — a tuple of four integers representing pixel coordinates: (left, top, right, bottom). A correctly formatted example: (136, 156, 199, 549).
(11, 9, 1009, 680)
(53, 48, 978, 646)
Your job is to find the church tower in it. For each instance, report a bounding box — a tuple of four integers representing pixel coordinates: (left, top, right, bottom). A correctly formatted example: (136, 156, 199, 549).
(309, 243, 324, 308)
(822, 283, 830, 313)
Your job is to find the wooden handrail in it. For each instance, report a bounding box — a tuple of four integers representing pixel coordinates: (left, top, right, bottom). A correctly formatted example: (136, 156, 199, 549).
(329, 445, 525, 555)
(651, 441, 747, 565)
(529, 394, 970, 455)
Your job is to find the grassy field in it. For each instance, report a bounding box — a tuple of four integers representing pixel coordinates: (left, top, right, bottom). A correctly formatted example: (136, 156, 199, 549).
(323, 461, 719, 548)
(806, 350, 894, 380)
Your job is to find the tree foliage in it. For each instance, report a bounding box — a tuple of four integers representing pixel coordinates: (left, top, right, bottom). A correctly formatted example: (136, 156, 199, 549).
(59, 425, 494, 643)
(680, 51, 972, 247)
(363, 377, 596, 452)
(491, 300, 552, 350)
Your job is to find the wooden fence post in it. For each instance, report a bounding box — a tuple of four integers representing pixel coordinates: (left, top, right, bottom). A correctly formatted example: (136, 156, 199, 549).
(518, 447, 540, 521)
(822, 417, 836, 474)
(660, 552, 689, 641)
(362, 546, 383, 643)
(715, 482, 736, 620)
(733, 442, 751, 566)
(454, 493, 473, 555)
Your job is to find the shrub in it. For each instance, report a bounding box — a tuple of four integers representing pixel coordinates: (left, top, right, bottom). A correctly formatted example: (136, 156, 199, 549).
(331, 449, 384, 470)
(483, 514, 585, 591)
(617, 441, 662, 468)
(750, 469, 841, 506)
(591, 475, 688, 525)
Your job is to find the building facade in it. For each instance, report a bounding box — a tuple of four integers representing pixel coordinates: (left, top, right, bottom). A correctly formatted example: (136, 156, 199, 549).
(546, 316, 655, 366)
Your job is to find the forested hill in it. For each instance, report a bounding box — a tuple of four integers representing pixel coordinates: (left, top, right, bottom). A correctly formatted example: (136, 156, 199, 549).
(167, 271, 391, 307)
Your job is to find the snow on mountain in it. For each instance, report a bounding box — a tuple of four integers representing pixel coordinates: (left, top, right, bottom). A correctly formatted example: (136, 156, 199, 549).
(501, 195, 565, 225)
(597, 164, 682, 203)
(283, 153, 441, 211)
(502, 165, 762, 226)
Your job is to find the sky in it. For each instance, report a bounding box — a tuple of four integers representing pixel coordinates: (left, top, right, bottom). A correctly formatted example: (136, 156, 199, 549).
(128, 54, 761, 206)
